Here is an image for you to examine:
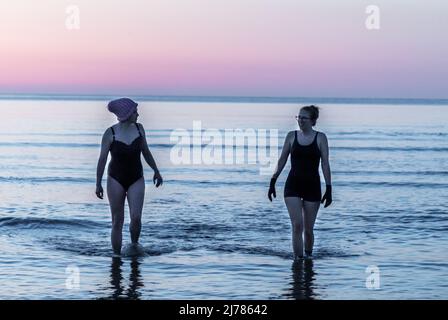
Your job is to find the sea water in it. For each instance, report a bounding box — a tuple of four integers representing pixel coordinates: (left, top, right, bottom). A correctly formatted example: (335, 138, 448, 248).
(0, 98, 447, 299)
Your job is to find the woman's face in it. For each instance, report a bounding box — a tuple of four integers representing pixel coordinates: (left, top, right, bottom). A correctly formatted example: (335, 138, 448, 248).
(129, 109, 139, 122)
(296, 110, 313, 130)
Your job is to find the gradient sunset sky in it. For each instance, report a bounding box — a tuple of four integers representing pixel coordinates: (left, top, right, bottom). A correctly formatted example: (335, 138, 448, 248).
(1, 0, 447, 98)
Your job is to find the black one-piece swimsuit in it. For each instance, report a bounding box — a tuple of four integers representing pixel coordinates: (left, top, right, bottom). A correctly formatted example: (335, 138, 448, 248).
(108, 123, 144, 191)
(284, 131, 322, 201)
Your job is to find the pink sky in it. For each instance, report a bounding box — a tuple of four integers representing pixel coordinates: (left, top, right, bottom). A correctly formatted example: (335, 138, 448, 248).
(1, 0, 447, 98)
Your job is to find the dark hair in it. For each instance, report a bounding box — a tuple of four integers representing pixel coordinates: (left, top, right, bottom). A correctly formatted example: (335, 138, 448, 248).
(300, 105, 319, 126)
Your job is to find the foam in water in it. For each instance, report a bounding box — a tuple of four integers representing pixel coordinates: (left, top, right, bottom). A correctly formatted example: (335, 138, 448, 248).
(121, 243, 146, 257)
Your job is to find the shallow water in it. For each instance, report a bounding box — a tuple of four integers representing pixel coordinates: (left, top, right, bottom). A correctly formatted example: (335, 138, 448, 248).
(0, 99, 447, 299)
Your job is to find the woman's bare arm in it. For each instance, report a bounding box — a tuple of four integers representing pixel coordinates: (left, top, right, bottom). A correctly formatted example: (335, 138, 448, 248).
(96, 128, 112, 187)
(319, 132, 332, 185)
(272, 131, 293, 179)
(138, 124, 160, 173)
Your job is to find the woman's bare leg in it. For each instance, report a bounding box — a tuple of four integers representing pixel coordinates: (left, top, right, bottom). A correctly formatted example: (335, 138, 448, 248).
(284, 197, 304, 259)
(126, 177, 145, 244)
(107, 176, 126, 254)
(303, 200, 320, 255)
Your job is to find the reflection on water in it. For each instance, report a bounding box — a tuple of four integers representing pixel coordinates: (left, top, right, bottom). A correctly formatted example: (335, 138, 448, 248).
(284, 258, 316, 300)
(102, 257, 144, 300)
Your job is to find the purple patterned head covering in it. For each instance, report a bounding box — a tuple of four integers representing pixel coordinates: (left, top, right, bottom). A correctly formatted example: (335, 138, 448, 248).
(107, 98, 138, 121)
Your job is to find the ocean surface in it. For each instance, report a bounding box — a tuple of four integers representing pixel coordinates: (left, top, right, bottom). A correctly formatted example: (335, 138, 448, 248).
(0, 98, 447, 299)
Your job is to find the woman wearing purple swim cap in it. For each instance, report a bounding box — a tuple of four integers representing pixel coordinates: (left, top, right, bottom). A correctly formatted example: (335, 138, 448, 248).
(96, 98, 163, 256)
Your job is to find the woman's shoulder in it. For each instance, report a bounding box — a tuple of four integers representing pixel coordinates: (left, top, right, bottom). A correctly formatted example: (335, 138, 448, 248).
(100, 126, 114, 144)
(108, 123, 119, 132)
(315, 130, 327, 138)
(136, 122, 145, 132)
(104, 126, 114, 135)
(284, 131, 296, 146)
(285, 130, 296, 140)
(315, 131, 328, 145)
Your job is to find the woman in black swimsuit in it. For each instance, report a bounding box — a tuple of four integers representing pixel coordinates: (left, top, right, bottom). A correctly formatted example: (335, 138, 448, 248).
(95, 98, 163, 255)
(268, 105, 332, 260)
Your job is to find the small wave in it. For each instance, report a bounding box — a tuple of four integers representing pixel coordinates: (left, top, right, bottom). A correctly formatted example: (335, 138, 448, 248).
(0, 217, 104, 230)
(337, 181, 448, 189)
(332, 131, 448, 137)
(166, 179, 264, 187)
(151, 198, 182, 205)
(0, 142, 99, 148)
(1, 175, 446, 189)
(0, 129, 174, 138)
(1, 141, 447, 153)
(383, 131, 448, 137)
(181, 223, 232, 233)
(334, 170, 448, 177)
(133, 144, 448, 153)
(154, 223, 232, 239)
(0, 142, 243, 149)
(333, 146, 448, 152)
(45, 236, 177, 257)
(213, 244, 293, 259)
(0, 176, 262, 186)
(41, 236, 112, 257)
(346, 213, 448, 225)
(158, 179, 448, 189)
(329, 131, 367, 136)
(310, 248, 362, 259)
(211, 244, 361, 260)
(0, 132, 101, 137)
(143, 246, 177, 256)
(0, 176, 93, 184)
(54, 245, 113, 257)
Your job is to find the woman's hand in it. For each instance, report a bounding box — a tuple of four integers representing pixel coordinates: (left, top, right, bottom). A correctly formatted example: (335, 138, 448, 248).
(268, 177, 277, 202)
(153, 171, 163, 187)
(96, 185, 104, 199)
(321, 185, 332, 208)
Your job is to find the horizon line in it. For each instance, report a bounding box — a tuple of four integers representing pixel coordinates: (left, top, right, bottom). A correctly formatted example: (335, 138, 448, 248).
(0, 93, 448, 105)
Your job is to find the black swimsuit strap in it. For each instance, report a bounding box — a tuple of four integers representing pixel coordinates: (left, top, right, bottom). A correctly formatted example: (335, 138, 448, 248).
(110, 127, 115, 141)
(135, 123, 142, 137)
